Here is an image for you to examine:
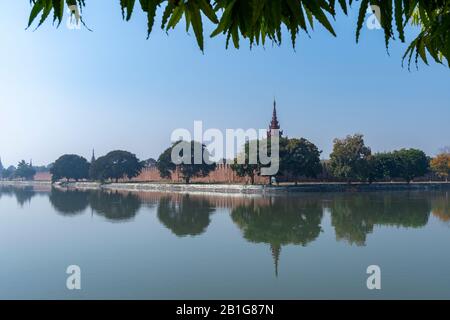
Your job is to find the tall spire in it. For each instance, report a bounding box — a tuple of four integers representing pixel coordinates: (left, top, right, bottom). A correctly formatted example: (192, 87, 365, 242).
(91, 149, 96, 163)
(270, 244, 281, 278)
(268, 99, 283, 137)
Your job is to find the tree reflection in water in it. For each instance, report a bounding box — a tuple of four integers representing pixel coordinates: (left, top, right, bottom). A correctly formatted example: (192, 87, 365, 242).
(89, 190, 141, 222)
(4, 185, 448, 277)
(0, 186, 36, 207)
(328, 192, 431, 246)
(49, 188, 89, 215)
(157, 195, 215, 237)
(0, 186, 14, 198)
(231, 197, 324, 277)
(431, 191, 450, 225)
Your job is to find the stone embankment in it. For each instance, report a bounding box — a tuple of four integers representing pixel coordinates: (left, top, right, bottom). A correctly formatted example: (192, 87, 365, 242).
(2, 180, 450, 195)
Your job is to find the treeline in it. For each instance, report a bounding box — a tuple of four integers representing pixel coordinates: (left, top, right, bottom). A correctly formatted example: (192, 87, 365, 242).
(328, 134, 435, 184)
(50, 151, 143, 183)
(230, 134, 450, 184)
(328, 135, 450, 183)
(0, 161, 36, 181)
(3, 135, 450, 184)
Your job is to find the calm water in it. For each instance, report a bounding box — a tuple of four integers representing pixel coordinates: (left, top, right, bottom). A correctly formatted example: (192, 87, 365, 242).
(0, 185, 450, 299)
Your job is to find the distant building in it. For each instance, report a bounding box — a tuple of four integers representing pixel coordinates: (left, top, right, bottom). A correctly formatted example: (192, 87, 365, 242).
(33, 101, 283, 184)
(267, 99, 283, 138)
(91, 149, 96, 164)
(135, 102, 281, 184)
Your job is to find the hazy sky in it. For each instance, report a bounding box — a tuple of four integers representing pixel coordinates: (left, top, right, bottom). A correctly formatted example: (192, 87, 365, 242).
(0, 1, 449, 167)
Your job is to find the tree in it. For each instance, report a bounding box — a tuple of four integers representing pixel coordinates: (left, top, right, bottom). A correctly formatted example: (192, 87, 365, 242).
(27, 1, 450, 68)
(392, 148, 429, 183)
(282, 138, 322, 183)
(15, 160, 36, 180)
(155, 147, 176, 181)
(0, 158, 3, 179)
(430, 152, 450, 181)
(2, 166, 16, 180)
(231, 139, 263, 185)
(329, 134, 372, 183)
(50, 154, 90, 182)
(369, 152, 400, 182)
(90, 150, 143, 182)
(89, 156, 108, 182)
(156, 141, 216, 184)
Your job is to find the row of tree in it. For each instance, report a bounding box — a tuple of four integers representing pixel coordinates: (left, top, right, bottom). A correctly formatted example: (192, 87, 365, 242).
(50, 151, 143, 183)
(228, 134, 450, 184)
(5, 135, 450, 184)
(0, 161, 36, 181)
(328, 134, 432, 183)
(328, 134, 450, 183)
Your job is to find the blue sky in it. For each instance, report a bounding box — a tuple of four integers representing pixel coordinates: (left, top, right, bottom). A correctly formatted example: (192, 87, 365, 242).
(0, 1, 449, 167)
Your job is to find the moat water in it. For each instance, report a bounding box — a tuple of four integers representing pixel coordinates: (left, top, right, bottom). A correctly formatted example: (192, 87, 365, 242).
(1, 185, 449, 299)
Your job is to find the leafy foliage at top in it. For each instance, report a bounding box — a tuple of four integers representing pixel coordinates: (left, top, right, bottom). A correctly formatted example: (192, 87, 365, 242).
(50, 154, 90, 182)
(430, 152, 450, 180)
(27, 0, 449, 68)
(15, 160, 37, 180)
(89, 150, 143, 182)
(329, 133, 372, 182)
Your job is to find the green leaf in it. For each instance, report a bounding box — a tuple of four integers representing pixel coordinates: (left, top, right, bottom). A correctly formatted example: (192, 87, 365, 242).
(52, 0, 64, 26)
(211, 0, 237, 37)
(394, 0, 405, 42)
(187, 1, 204, 51)
(166, 5, 184, 30)
(36, 0, 53, 29)
(198, 0, 218, 24)
(303, 6, 314, 30)
(303, 0, 336, 36)
(27, 0, 44, 28)
(338, 0, 348, 15)
(356, 0, 369, 42)
(127, 0, 135, 21)
(143, 0, 159, 39)
(161, 2, 175, 29)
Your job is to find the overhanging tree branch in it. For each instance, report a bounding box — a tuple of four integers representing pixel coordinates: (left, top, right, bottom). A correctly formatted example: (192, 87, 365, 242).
(27, 0, 450, 68)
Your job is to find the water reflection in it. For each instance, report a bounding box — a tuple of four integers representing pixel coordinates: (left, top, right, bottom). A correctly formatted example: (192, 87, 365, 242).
(46, 188, 142, 221)
(89, 190, 141, 222)
(231, 197, 323, 276)
(0, 186, 36, 207)
(49, 188, 89, 215)
(328, 193, 431, 246)
(157, 195, 215, 236)
(3, 186, 450, 278)
(431, 191, 450, 225)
